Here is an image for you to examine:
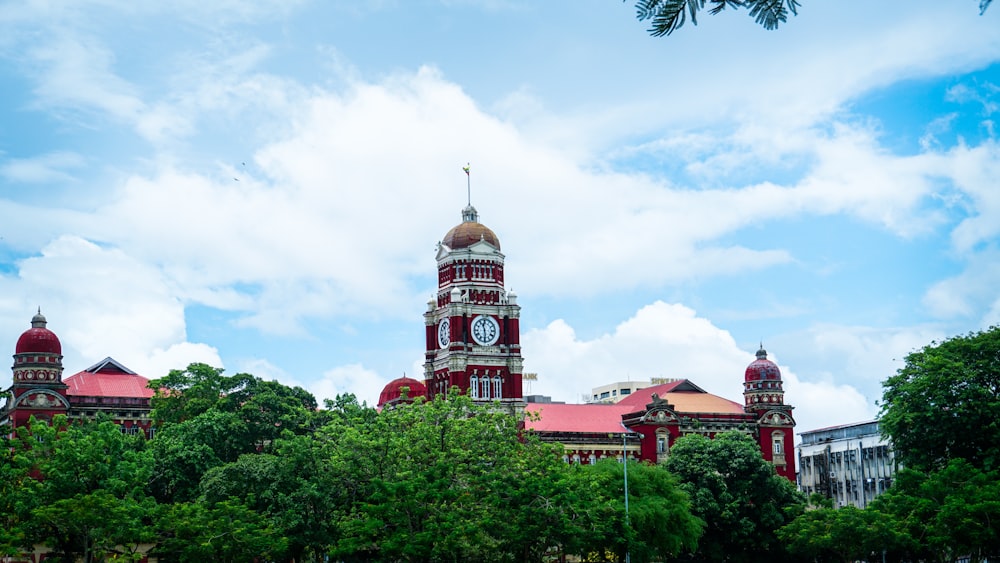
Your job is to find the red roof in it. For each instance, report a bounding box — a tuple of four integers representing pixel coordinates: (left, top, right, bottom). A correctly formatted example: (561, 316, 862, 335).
(525, 403, 634, 433)
(16, 327, 62, 354)
(16, 311, 62, 354)
(64, 358, 153, 398)
(378, 376, 428, 407)
(526, 379, 747, 432)
(745, 347, 782, 382)
(617, 380, 745, 414)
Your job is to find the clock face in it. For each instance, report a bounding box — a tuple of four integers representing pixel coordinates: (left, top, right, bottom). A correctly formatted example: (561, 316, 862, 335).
(438, 318, 451, 348)
(471, 315, 500, 346)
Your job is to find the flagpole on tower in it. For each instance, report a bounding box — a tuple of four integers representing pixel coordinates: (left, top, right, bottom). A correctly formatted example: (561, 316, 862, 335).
(463, 163, 471, 205)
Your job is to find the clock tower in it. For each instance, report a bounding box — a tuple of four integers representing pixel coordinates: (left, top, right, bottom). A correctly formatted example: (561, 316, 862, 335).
(424, 204, 524, 413)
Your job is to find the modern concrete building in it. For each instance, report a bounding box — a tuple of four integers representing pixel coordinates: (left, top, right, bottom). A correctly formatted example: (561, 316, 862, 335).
(589, 381, 655, 404)
(797, 420, 898, 508)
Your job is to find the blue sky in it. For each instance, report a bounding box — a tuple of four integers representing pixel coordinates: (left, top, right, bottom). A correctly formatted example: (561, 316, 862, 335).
(0, 0, 998, 436)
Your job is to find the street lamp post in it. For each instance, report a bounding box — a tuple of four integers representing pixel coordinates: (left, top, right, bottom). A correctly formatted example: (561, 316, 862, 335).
(619, 428, 642, 563)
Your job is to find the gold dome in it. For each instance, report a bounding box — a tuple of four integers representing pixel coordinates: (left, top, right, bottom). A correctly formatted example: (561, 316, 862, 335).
(442, 205, 500, 250)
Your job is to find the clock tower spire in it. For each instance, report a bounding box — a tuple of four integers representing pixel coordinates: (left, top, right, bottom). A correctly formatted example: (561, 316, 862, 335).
(424, 199, 524, 414)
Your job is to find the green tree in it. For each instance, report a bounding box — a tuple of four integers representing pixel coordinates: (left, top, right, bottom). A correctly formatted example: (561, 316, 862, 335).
(0, 421, 32, 557)
(146, 410, 241, 503)
(200, 436, 345, 563)
(575, 459, 702, 562)
(630, 0, 992, 37)
(147, 363, 322, 504)
(152, 500, 286, 563)
(332, 392, 598, 562)
(150, 363, 319, 441)
(778, 505, 907, 563)
(879, 326, 1000, 472)
(6, 416, 156, 562)
(664, 431, 804, 563)
(870, 459, 1000, 563)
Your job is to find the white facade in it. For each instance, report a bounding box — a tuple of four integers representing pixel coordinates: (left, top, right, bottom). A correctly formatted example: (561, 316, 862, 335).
(589, 380, 654, 403)
(797, 420, 897, 508)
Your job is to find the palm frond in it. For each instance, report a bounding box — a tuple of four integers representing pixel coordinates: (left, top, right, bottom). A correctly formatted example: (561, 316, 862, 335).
(745, 0, 800, 30)
(634, 0, 707, 37)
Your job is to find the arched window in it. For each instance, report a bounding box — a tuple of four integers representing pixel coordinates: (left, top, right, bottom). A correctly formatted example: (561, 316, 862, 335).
(481, 376, 491, 399)
(469, 376, 479, 399)
(492, 376, 502, 399)
(772, 431, 784, 456)
(571, 454, 581, 464)
(656, 429, 669, 454)
(588, 454, 596, 465)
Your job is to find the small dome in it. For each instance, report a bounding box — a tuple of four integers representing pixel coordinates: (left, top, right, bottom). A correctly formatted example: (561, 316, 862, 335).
(15, 310, 62, 355)
(378, 376, 428, 407)
(442, 205, 500, 250)
(745, 346, 780, 382)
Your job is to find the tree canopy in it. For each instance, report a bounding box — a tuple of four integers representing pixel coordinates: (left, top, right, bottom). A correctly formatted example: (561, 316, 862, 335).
(665, 431, 804, 562)
(879, 326, 1000, 472)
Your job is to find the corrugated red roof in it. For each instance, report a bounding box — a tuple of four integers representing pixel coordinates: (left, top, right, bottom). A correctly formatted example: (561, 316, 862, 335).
(64, 359, 153, 398)
(525, 403, 634, 433)
(526, 380, 747, 432)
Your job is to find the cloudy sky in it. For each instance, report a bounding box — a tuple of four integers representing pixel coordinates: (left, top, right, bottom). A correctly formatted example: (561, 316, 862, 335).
(0, 0, 997, 437)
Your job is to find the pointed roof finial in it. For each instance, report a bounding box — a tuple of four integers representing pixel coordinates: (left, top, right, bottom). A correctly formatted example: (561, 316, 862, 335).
(462, 163, 471, 206)
(756, 342, 768, 360)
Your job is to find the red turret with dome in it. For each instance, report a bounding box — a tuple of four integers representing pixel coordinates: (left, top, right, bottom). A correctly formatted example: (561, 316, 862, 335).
(16, 309, 62, 355)
(3, 310, 69, 429)
(745, 346, 781, 382)
(742, 345, 795, 481)
(378, 376, 428, 408)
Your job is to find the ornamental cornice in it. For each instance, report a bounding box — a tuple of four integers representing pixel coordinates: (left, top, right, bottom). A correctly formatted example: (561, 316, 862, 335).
(13, 367, 62, 382)
(640, 407, 679, 425)
(12, 389, 70, 410)
(757, 409, 796, 427)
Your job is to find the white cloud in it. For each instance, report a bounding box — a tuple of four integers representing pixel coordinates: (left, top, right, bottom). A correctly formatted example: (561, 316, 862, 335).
(0, 235, 218, 386)
(0, 152, 86, 184)
(313, 363, 385, 408)
(521, 300, 874, 435)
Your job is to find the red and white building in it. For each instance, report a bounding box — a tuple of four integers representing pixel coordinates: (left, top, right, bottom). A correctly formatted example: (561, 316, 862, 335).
(421, 203, 525, 416)
(0, 310, 154, 437)
(381, 203, 797, 481)
(3, 200, 796, 480)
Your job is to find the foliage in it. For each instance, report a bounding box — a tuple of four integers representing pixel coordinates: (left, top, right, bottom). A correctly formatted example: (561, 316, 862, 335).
(870, 459, 1000, 562)
(778, 505, 906, 563)
(664, 431, 804, 562)
(631, 0, 800, 36)
(879, 326, 1000, 472)
(151, 500, 286, 563)
(630, 0, 991, 37)
(150, 362, 319, 439)
(3, 416, 156, 562)
(334, 392, 577, 562)
(147, 363, 322, 504)
(1, 375, 701, 562)
(576, 459, 702, 562)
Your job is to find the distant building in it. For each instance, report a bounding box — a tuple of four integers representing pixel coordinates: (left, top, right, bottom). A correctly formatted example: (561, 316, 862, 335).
(0, 311, 154, 437)
(589, 380, 655, 403)
(797, 420, 898, 508)
(379, 202, 799, 482)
